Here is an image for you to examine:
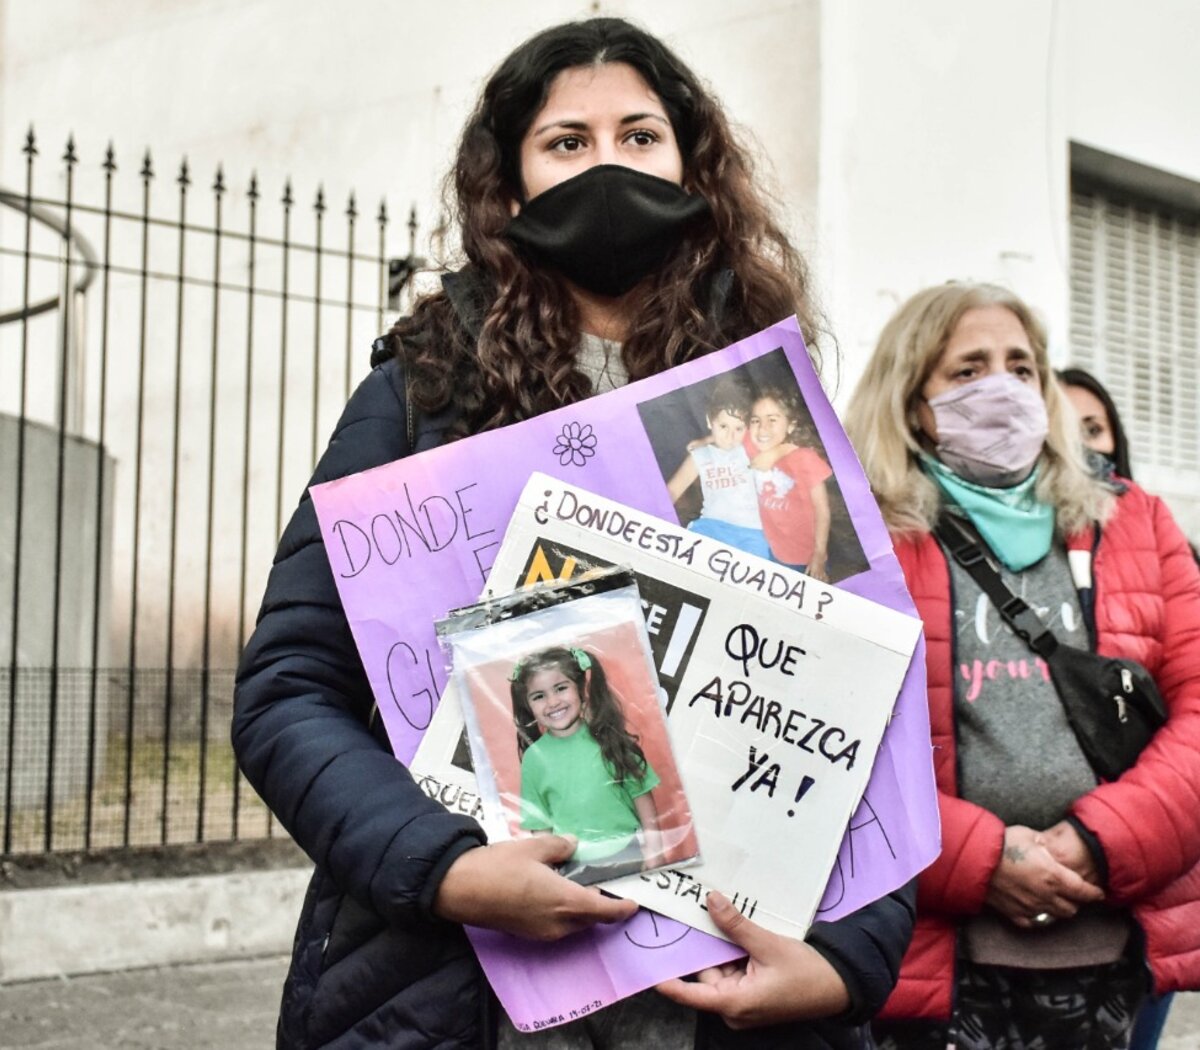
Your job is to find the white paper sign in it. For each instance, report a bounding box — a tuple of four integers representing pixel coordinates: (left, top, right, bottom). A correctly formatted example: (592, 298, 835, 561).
(414, 473, 920, 941)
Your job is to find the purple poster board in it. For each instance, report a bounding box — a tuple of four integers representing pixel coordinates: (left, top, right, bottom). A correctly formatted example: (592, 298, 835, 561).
(310, 317, 938, 1027)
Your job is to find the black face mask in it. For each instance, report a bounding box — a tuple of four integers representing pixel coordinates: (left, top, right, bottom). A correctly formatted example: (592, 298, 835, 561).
(505, 165, 711, 298)
(1088, 448, 1118, 478)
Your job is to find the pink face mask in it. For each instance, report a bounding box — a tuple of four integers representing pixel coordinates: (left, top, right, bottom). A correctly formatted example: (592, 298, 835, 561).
(925, 372, 1049, 487)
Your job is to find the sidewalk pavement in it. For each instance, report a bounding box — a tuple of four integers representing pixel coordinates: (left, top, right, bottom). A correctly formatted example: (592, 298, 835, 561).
(0, 955, 289, 1049)
(2, 957, 1199, 1050)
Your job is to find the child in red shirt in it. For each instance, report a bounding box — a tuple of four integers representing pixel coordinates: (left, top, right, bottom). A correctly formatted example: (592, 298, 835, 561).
(748, 387, 833, 580)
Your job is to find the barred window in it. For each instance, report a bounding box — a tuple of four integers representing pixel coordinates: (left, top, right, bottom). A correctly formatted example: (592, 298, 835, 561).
(1069, 155, 1200, 481)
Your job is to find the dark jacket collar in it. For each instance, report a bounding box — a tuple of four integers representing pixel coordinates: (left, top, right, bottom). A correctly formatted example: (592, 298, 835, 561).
(440, 268, 492, 342)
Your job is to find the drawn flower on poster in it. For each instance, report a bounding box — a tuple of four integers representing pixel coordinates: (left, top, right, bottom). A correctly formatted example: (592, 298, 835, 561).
(553, 422, 597, 467)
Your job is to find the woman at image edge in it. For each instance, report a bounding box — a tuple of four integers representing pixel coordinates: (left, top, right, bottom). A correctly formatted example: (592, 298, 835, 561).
(843, 282, 1200, 1049)
(232, 18, 915, 1050)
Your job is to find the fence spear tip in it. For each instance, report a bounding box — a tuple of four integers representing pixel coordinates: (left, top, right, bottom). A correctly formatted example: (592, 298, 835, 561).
(248, 171, 259, 199)
(178, 157, 191, 186)
(23, 126, 37, 155)
(141, 150, 154, 179)
(213, 165, 225, 194)
(314, 184, 326, 213)
(103, 142, 117, 172)
(64, 134, 78, 165)
(346, 191, 357, 219)
(282, 179, 294, 207)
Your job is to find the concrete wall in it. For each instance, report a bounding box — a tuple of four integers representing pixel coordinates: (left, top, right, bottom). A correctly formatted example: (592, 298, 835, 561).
(0, 1, 823, 664)
(0, 414, 114, 805)
(1, 0, 1196, 592)
(0, 867, 311, 981)
(0, 415, 114, 668)
(0, 0, 820, 274)
(817, 0, 1200, 535)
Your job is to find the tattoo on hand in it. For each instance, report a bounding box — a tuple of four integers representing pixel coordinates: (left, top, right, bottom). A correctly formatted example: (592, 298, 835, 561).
(1004, 845, 1027, 863)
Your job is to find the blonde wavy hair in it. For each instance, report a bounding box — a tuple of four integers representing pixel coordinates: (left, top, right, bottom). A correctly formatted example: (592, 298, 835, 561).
(844, 282, 1113, 537)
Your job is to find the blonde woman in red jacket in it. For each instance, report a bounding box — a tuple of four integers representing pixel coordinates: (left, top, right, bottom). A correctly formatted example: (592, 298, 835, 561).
(844, 282, 1200, 1050)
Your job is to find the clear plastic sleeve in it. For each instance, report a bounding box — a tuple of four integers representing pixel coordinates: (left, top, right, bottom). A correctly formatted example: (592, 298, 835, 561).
(437, 569, 700, 886)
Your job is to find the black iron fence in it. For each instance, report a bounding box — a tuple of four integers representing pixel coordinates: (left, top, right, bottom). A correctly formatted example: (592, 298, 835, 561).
(0, 129, 416, 856)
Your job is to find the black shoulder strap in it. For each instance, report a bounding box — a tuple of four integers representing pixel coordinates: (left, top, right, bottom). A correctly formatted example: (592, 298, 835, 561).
(933, 513, 1060, 658)
(371, 335, 417, 454)
(404, 357, 415, 454)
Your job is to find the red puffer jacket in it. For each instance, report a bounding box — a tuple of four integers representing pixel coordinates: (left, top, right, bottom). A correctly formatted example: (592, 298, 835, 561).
(880, 482, 1200, 1021)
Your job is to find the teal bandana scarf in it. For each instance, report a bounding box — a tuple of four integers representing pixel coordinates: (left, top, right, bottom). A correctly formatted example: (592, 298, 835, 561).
(921, 454, 1054, 571)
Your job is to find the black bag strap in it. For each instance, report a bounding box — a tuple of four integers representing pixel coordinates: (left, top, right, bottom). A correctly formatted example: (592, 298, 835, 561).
(405, 371, 415, 454)
(933, 513, 1060, 659)
(372, 335, 417, 454)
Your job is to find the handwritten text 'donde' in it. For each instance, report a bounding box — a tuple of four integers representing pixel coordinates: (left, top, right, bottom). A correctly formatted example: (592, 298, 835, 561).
(330, 482, 498, 582)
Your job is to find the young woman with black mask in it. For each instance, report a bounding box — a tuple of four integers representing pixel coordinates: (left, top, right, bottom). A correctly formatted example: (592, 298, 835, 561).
(234, 18, 915, 1050)
(1056, 367, 1134, 480)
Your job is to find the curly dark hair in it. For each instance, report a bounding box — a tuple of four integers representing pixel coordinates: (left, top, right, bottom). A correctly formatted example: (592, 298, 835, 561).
(706, 375, 754, 424)
(382, 17, 822, 437)
(751, 383, 806, 438)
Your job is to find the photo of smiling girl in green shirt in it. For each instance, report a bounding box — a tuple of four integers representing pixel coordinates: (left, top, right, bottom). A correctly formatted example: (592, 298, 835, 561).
(512, 646, 665, 885)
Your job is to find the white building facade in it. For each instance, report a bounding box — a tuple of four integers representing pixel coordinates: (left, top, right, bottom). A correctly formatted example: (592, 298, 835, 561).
(1, 0, 1196, 653)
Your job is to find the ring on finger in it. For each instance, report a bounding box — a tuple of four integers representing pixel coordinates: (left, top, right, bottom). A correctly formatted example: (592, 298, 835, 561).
(1031, 911, 1053, 927)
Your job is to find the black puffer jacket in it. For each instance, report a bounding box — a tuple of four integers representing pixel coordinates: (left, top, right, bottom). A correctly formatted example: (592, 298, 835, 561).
(232, 273, 917, 1049)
